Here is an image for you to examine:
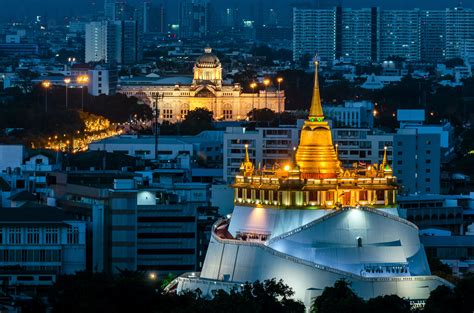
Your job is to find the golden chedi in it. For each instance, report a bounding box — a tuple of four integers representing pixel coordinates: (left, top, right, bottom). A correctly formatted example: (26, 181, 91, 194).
(295, 61, 341, 179)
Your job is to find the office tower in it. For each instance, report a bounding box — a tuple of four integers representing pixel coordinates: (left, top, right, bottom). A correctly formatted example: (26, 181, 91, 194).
(104, 0, 116, 20)
(421, 10, 446, 63)
(340, 8, 377, 63)
(445, 7, 474, 59)
(293, 7, 337, 62)
(143, 2, 165, 33)
(85, 20, 142, 65)
(85, 21, 119, 64)
(179, 0, 210, 39)
(379, 10, 421, 61)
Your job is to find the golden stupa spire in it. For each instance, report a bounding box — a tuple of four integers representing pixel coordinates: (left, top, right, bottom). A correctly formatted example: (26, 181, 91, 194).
(295, 57, 341, 179)
(308, 59, 324, 120)
(382, 146, 388, 166)
(242, 144, 254, 176)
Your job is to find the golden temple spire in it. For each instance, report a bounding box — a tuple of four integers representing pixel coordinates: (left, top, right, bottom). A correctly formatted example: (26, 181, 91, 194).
(244, 144, 250, 163)
(382, 146, 388, 166)
(242, 144, 254, 176)
(308, 59, 324, 120)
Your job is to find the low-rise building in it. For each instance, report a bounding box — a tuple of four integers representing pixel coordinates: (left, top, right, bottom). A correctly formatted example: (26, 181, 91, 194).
(0, 205, 86, 286)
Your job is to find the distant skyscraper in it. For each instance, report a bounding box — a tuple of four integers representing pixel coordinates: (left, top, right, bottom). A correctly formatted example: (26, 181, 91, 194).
(445, 7, 474, 59)
(179, 0, 209, 39)
(104, 0, 116, 20)
(293, 8, 337, 62)
(142, 2, 166, 33)
(340, 7, 377, 63)
(420, 10, 446, 63)
(85, 20, 142, 65)
(378, 10, 421, 61)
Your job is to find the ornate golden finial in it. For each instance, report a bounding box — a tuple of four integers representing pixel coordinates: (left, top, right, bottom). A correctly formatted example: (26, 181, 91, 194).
(382, 146, 388, 166)
(244, 144, 250, 163)
(335, 143, 339, 157)
(242, 144, 254, 176)
(308, 58, 324, 121)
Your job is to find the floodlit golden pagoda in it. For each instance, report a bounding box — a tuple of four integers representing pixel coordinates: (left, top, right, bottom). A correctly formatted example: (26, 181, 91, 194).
(235, 61, 397, 209)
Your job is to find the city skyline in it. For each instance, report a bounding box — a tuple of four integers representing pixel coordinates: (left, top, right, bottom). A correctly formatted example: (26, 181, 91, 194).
(0, 0, 473, 23)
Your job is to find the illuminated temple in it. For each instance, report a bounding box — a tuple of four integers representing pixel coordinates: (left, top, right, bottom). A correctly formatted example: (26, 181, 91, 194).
(170, 62, 450, 307)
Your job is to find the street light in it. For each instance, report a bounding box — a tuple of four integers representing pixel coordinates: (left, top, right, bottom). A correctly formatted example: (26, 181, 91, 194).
(277, 77, 283, 124)
(41, 80, 51, 113)
(250, 82, 257, 111)
(263, 78, 270, 109)
(77, 75, 89, 111)
(64, 78, 71, 109)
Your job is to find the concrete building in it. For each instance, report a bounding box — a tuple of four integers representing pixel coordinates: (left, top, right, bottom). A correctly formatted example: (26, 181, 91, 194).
(87, 66, 118, 96)
(332, 128, 393, 169)
(0, 205, 86, 286)
(223, 125, 301, 182)
(324, 101, 374, 128)
(420, 10, 446, 63)
(340, 8, 377, 64)
(292, 8, 337, 62)
(378, 10, 421, 61)
(445, 7, 474, 59)
(49, 170, 218, 277)
(85, 20, 142, 65)
(0, 145, 24, 172)
(118, 47, 284, 123)
(393, 110, 441, 195)
(179, 0, 209, 39)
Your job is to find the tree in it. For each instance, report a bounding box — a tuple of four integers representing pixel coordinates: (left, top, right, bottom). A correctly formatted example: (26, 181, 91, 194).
(180, 108, 214, 135)
(311, 280, 365, 313)
(247, 108, 276, 123)
(366, 295, 411, 313)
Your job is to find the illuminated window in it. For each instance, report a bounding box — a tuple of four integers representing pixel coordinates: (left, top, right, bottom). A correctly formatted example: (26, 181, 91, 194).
(359, 190, 368, 201)
(326, 191, 335, 201)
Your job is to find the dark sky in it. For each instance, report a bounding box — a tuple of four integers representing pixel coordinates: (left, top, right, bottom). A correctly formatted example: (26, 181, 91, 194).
(0, 0, 471, 23)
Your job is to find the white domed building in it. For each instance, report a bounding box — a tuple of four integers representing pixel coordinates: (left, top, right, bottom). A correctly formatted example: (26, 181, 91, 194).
(167, 62, 451, 308)
(119, 47, 284, 122)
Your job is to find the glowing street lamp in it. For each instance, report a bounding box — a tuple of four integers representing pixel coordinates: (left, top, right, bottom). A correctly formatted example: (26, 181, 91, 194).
(41, 80, 51, 113)
(263, 79, 270, 109)
(77, 75, 89, 111)
(250, 82, 257, 110)
(277, 77, 283, 122)
(64, 78, 71, 109)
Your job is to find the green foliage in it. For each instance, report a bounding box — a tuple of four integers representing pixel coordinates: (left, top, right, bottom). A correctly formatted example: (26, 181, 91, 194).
(311, 280, 365, 313)
(180, 108, 214, 135)
(366, 295, 411, 313)
(48, 273, 304, 313)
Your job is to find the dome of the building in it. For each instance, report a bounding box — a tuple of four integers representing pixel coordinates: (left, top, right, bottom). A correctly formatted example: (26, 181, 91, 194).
(195, 47, 221, 68)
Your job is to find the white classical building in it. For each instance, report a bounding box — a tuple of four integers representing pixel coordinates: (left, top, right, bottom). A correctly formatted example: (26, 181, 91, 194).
(118, 47, 284, 123)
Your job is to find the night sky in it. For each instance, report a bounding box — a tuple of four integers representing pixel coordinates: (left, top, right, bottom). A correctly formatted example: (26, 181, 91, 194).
(0, 0, 471, 23)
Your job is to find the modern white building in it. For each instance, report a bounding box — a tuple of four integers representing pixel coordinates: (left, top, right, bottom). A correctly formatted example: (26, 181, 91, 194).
(0, 205, 86, 286)
(324, 101, 374, 128)
(87, 66, 118, 96)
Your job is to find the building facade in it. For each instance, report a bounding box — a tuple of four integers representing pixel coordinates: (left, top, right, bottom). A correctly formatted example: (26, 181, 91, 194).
(445, 7, 474, 59)
(0, 206, 86, 286)
(179, 0, 209, 39)
(119, 47, 284, 123)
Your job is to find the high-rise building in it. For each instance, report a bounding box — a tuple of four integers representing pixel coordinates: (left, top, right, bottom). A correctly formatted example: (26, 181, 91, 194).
(85, 20, 142, 65)
(104, 0, 116, 20)
(142, 2, 165, 33)
(85, 21, 120, 64)
(445, 7, 474, 59)
(340, 8, 377, 63)
(179, 0, 209, 39)
(420, 10, 446, 63)
(378, 10, 421, 61)
(293, 8, 337, 62)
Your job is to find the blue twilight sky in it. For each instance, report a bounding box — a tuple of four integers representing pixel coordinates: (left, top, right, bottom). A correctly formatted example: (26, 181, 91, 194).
(0, 0, 471, 23)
